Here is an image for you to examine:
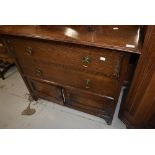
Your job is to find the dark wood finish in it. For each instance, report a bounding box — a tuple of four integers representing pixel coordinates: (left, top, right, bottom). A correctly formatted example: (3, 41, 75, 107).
(0, 26, 141, 124)
(24, 64, 119, 98)
(0, 25, 141, 54)
(0, 39, 5, 53)
(119, 26, 155, 128)
(8, 37, 125, 79)
(0, 38, 13, 63)
(64, 88, 115, 124)
(27, 78, 63, 105)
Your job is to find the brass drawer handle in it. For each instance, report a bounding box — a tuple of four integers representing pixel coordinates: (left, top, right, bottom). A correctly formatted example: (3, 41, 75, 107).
(35, 68, 42, 76)
(82, 56, 91, 67)
(25, 46, 33, 55)
(0, 43, 3, 47)
(84, 79, 91, 89)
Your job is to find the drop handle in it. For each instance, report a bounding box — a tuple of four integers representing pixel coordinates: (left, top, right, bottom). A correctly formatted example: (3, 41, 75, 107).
(25, 46, 33, 55)
(35, 68, 42, 76)
(0, 43, 3, 47)
(84, 79, 91, 89)
(82, 56, 91, 67)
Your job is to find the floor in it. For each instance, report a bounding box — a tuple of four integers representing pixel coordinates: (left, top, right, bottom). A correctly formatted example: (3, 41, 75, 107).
(0, 66, 126, 129)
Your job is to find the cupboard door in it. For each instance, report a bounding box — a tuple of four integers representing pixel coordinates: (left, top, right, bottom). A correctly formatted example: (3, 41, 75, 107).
(27, 78, 63, 105)
(63, 88, 116, 124)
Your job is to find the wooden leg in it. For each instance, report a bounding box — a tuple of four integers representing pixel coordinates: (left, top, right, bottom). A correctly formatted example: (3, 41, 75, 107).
(2, 74, 5, 80)
(32, 95, 38, 101)
(0, 71, 5, 80)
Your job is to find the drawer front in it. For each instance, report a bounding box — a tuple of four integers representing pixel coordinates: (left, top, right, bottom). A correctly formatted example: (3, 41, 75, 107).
(64, 88, 115, 124)
(147, 113, 155, 128)
(21, 61, 118, 98)
(10, 37, 124, 78)
(27, 78, 63, 104)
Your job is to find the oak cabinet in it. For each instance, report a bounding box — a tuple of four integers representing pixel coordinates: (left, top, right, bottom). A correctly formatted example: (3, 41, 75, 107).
(0, 26, 141, 124)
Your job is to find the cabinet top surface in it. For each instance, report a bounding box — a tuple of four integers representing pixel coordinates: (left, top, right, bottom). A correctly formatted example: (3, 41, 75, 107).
(0, 25, 141, 54)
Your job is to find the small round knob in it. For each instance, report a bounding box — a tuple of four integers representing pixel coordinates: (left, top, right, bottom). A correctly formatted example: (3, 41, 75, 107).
(25, 46, 33, 55)
(84, 79, 91, 89)
(82, 56, 91, 67)
(35, 68, 42, 76)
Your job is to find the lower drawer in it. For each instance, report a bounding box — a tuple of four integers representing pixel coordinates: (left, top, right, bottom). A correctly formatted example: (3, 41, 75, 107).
(21, 63, 118, 98)
(63, 88, 116, 124)
(27, 78, 63, 105)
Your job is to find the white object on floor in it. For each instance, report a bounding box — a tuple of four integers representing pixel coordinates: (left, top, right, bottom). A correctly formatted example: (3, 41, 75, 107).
(0, 66, 126, 129)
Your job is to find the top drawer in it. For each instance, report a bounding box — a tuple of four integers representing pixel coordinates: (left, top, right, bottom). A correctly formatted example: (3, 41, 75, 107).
(9, 37, 124, 78)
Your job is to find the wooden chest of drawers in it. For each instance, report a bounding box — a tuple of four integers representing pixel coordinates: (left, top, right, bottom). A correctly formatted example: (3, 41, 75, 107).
(0, 26, 141, 124)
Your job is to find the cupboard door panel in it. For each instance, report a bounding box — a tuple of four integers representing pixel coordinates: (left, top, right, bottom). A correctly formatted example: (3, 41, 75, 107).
(64, 88, 116, 124)
(27, 78, 63, 105)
